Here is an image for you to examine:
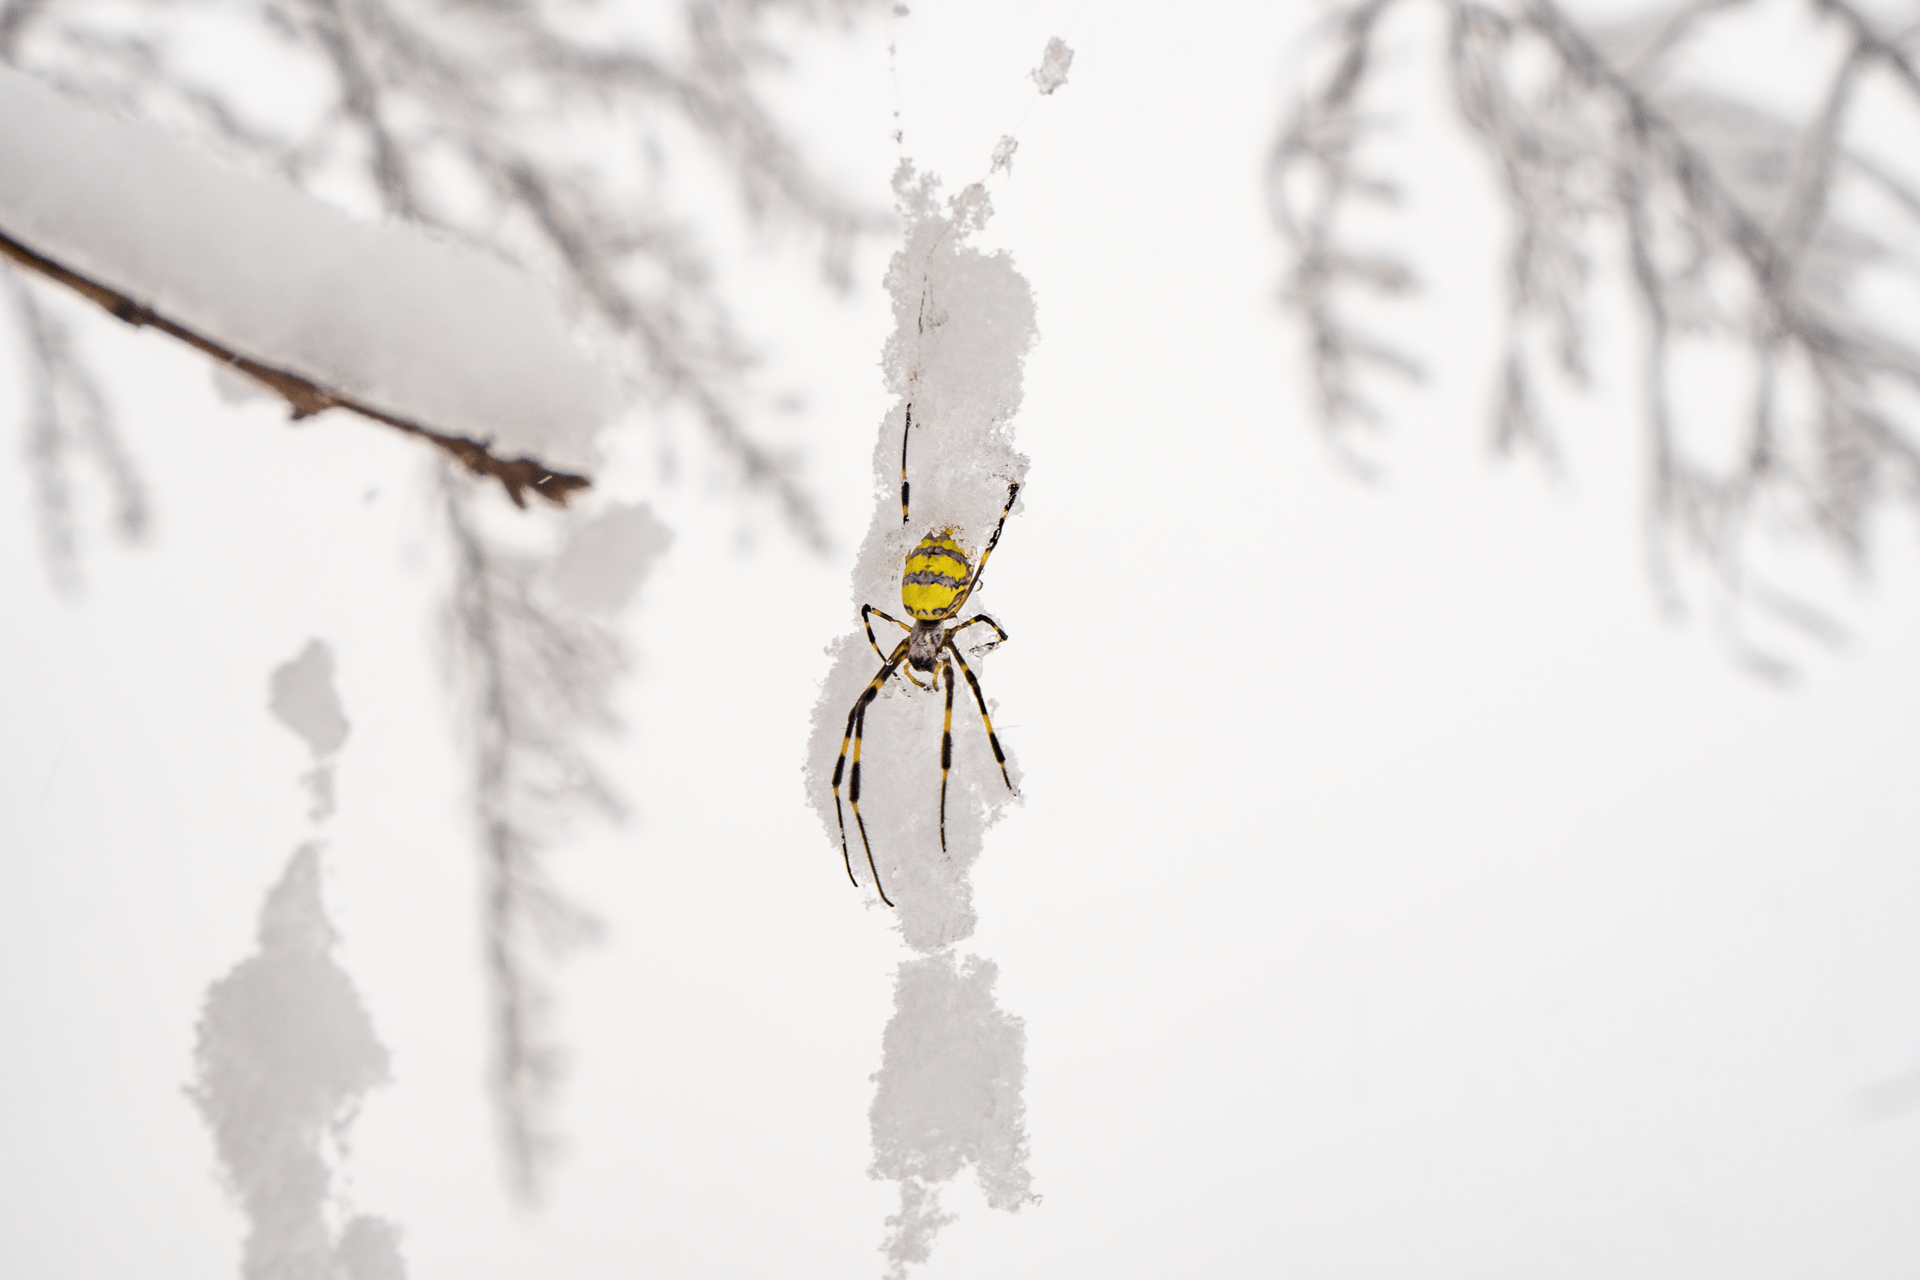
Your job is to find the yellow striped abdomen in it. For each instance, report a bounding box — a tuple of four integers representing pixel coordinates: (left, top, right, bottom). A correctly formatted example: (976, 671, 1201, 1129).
(901, 530, 972, 620)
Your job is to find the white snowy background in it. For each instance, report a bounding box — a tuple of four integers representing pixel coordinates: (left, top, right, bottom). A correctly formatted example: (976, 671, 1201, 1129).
(6, 1, 1920, 1277)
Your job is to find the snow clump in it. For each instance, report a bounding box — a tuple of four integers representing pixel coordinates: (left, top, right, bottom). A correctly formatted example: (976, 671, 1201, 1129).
(269, 638, 348, 821)
(269, 639, 349, 759)
(870, 954, 1032, 1278)
(1031, 37, 1074, 95)
(191, 846, 404, 1280)
(538, 502, 674, 617)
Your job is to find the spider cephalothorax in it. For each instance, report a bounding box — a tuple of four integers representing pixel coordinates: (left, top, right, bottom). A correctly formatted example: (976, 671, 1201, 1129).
(830, 408, 1019, 906)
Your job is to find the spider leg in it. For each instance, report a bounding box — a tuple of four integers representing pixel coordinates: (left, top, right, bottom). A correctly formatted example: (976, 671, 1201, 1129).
(861, 603, 913, 663)
(944, 613, 1009, 652)
(938, 658, 956, 853)
(848, 700, 892, 906)
(951, 480, 1020, 613)
(945, 639, 1013, 792)
(831, 703, 864, 888)
(900, 403, 915, 526)
(832, 639, 908, 906)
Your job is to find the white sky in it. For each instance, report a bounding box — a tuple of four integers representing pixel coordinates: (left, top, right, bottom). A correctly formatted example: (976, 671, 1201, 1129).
(5, 1, 1920, 1277)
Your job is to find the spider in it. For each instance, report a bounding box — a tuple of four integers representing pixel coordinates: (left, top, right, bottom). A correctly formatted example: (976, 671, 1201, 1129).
(831, 405, 1020, 907)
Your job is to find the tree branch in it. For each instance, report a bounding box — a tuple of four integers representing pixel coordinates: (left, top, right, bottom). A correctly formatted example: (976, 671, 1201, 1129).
(0, 225, 590, 508)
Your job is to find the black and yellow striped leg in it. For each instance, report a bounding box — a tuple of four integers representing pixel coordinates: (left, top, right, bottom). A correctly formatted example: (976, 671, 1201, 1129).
(946, 641, 1013, 791)
(967, 481, 1021, 601)
(938, 659, 956, 852)
(848, 701, 891, 905)
(900, 404, 915, 526)
(831, 639, 908, 906)
(831, 702, 868, 889)
(861, 603, 913, 662)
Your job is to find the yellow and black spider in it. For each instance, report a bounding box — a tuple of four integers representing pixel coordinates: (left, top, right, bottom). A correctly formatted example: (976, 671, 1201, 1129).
(831, 406, 1019, 907)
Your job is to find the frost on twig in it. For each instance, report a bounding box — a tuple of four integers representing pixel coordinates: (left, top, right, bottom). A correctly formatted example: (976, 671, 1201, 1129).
(4, 273, 146, 593)
(442, 475, 671, 1201)
(1271, 0, 1920, 667)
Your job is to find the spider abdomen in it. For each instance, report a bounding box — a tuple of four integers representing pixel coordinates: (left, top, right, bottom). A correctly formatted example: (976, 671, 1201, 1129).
(901, 530, 972, 620)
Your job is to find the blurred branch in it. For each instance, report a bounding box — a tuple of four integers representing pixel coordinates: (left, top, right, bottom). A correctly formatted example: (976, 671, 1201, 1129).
(1273, 0, 1920, 663)
(444, 473, 624, 1201)
(1267, 0, 1423, 471)
(4, 272, 145, 593)
(0, 226, 590, 508)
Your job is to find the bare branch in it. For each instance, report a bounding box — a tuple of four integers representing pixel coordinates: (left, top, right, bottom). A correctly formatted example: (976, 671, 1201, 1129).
(6, 272, 147, 592)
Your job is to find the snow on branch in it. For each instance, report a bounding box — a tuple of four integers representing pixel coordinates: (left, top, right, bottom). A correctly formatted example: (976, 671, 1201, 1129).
(0, 226, 594, 508)
(0, 0, 886, 545)
(0, 64, 614, 506)
(1272, 0, 1920, 663)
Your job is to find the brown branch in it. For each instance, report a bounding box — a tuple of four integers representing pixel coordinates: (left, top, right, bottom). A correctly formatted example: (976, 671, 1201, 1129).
(0, 225, 591, 509)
